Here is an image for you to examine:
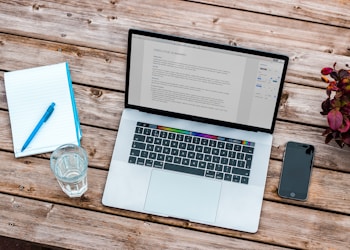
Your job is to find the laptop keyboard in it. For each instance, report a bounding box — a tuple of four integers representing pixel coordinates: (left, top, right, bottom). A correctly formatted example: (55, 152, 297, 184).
(128, 122, 255, 185)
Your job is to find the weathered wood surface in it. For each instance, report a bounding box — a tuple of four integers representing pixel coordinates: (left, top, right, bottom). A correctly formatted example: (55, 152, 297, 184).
(0, 0, 350, 249)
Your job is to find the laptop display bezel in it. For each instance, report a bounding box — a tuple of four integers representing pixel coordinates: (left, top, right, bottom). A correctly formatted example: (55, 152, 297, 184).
(125, 29, 289, 134)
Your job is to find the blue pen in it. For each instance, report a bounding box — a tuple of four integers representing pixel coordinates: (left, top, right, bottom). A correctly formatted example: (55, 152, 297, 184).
(21, 102, 56, 152)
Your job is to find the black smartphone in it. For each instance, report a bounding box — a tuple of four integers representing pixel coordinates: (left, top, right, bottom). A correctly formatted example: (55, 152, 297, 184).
(278, 141, 315, 201)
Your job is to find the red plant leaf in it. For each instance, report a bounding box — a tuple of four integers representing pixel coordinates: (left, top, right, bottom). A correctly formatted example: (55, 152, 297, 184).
(321, 67, 333, 75)
(327, 109, 343, 130)
(342, 132, 350, 146)
(338, 118, 350, 133)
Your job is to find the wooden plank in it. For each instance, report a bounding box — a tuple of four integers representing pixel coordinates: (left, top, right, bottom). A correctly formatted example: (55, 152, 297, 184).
(265, 159, 350, 214)
(0, 61, 340, 131)
(1, 102, 350, 173)
(0, 111, 116, 169)
(0, 149, 349, 227)
(0, 0, 349, 59)
(0, 159, 349, 249)
(0, 33, 126, 91)
(0, 194, 291, 250)
(192, 0, 350, 28)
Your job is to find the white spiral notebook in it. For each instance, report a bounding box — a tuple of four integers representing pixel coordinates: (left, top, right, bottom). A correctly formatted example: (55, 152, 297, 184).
(4, 62, 82, 158)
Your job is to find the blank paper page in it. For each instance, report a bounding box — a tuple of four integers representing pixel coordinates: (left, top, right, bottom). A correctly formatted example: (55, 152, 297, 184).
(4, 62, 80, 157)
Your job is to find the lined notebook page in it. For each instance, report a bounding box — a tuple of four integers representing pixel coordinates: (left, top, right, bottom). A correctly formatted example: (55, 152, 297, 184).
(4, 62, 81, 158)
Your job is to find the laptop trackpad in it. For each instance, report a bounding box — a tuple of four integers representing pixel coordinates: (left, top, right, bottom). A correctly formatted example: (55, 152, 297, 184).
(144, 170, 221, 223)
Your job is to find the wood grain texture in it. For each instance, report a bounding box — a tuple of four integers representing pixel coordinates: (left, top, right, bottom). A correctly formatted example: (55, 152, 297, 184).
(1, 0, 350, 249)
(193, 0, 350, 28)
(0, 150, 349, 249)
(1, 193, 293, 250)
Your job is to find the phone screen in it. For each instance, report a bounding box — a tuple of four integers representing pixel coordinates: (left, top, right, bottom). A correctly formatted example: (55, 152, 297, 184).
(278, 141, 314, 201)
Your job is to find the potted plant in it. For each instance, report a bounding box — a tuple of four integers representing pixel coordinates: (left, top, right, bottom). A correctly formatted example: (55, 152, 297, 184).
(320, 63, 350, 147)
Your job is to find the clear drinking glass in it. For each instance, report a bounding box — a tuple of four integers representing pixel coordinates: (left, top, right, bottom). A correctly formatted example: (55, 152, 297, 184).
(50, 144, 88, 198)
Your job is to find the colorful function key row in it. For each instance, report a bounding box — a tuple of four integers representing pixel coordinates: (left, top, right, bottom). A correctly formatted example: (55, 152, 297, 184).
(137, 122, 255, 147)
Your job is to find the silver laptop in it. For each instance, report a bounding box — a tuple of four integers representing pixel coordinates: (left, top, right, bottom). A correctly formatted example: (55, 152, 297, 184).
(102, 29, 289, 233)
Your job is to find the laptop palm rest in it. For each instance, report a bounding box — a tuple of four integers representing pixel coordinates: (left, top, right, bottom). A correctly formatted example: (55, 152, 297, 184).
(144, 169, 222, 223)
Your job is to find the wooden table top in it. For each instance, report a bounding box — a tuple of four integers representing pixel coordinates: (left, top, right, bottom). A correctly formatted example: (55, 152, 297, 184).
(1, 1, 349, 249)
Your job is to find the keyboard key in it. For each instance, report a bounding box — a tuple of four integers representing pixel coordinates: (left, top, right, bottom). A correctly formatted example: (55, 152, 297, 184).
(237, 153, 244, 160)
(204, 147, 211, 154)
(171, 141, 178, 148)
(160, 131, 167, 138)
(149, 152, 157, 159)
(223, 166, 231, 173)
(207, 163, 215, 170)
(132, 142, 146, 150)
(141, 151, 148, 158)
(179, 142, 187, 149)
(212, 148, 219, 155)
(228, 151, 236, 158)
(129, 156, 137, 164)
(192, 137, 201, 144)
(137, 158, 145, 165)
(232, 167, 250, 176)
(229, 159, 237, 166)
(201, 139, 209, 145)
(171, 148, 179, 156)
(205, 170, 215, 178)
(164, 163, 205, 176)
(195, 145, 203, 152)
(176, 134, 184, 141)
(155, 146, 162, 153)
(241, 177, 249, 184)
(130, 149, 141, 157)
(188, 152, 195, 159)
(154, 161, 164, 168)
(224, 173, 232, 181)
(204, 154, 212, 162)
(143, 128, 151, 135)
(198, 161, 206, 169)
(146, 144, 154, 151)
(135, 127, 143, 134)
(232, 175, 240, 183)
(218, 141, 225, 148)
(215, 172, 224, 180)
(134, 134, 146, 142)
(190, 160, 198, 167)
(234, 145, 242, 151)
(245, 154, 252, 160)
(209, 140, 217, 147)
(220, 158, 229, 165)
(145, 159, 153, 167)
(168, 133, 176, 140)
(196, 153, 204, 160)
(152, 130, 160, 137)
(187, 144, 195, 151)
(185, 136, 192, 142)
(242, 146, 254, 154)
(154, 138, 162, 145)
(220, 150, 228, 157)
(237, 160, 245, 168)
(165, 156, 173, 164)
(157, 154, 165, 161)
(213, 156, 220, 163)
(162, 139, 170, 146)
(182, 158, 190, 166)
(225, 143, 233, 150)
(146, 136, 154, 143)
(163, 147, 171, 154)
(215, 164, 223, 172)
(174, 157, 181, 164)
(246, 160, 252, 169)
(179, 150, 187, 157)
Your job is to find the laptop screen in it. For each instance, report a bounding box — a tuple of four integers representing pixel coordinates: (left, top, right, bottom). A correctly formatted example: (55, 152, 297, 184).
(126, 29, 289, 133)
